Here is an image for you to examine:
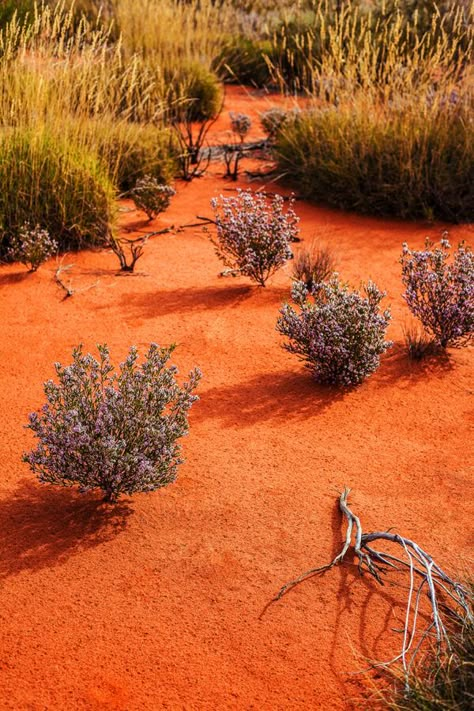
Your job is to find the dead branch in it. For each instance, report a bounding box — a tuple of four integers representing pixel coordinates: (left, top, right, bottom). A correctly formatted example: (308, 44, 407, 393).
(268, 488, 473, 686)
(121, 227, 174, 236)
(54, 261, 74, 299)
(108, 235, 148, 273)
(54, 258, 99, 299)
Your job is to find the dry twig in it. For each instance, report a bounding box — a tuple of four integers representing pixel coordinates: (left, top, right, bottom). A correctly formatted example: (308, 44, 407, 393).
(54, 261, 74, 299)
(54, 257, 99, 299)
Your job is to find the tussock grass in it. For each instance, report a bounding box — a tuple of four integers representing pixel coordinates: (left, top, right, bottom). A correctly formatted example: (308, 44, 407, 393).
(386, 584, 474, 710)
(0, 2, 177, 255)
(0, 128, 115, 253)
(272, 2, 474, 221)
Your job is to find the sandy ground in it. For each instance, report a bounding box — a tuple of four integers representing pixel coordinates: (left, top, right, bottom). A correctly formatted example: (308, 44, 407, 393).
(0, 86, 472, 710)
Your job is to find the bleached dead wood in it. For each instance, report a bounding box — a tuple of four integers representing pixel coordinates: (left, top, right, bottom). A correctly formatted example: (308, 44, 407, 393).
(270, 488, 473, 687)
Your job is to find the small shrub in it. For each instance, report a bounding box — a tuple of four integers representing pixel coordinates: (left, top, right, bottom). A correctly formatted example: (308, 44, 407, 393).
(277, 277, 392, 386)
(210, 189, 297, 286)
(401, 237, 474, 348)
(167, 61, 223, 123)
(229, 112, 252, 141)
(292, 242, 336, 291)
(130, 176, 176, 221)
(260, 108, 288, 141)
(7, 223, 57, 271)
(108, 235, 148, 273)
(23, 343, 201, 502)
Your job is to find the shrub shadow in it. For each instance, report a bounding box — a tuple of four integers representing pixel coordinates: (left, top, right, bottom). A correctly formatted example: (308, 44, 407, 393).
(120, 284, 255, 318)
(374, 344, 456, 389)
(0, 479, 133, 580)
(0, 270, 29, 286)
(195, 369, 346, 426)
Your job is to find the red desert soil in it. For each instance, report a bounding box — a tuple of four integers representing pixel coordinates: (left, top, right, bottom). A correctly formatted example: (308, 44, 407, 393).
(0, 86, 472, 710)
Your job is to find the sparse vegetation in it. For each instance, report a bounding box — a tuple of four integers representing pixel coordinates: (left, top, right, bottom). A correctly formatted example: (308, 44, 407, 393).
(277, 277, 392, 386)
(130, 177, 176, 222)
(401, 237, 474, 349)
(24, 343, 201, 502)
(7, 223, 57, 272)
(292, 242, 335, 291)
(211, 190, 297, 286)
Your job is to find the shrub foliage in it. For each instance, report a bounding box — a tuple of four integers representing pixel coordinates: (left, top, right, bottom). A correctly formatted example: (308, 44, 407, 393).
(130, 176, 176, 221)
(7, 223, 57, 271)
(24, 344, 201, 502)
(210, 189, 297, 286)
(401, 237, 474, 348)
(277, 277, 392, 386)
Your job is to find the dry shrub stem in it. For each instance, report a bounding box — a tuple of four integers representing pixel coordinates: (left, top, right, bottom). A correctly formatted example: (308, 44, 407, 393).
(54, 262, 75, 299)
(271, 488, 473, 689)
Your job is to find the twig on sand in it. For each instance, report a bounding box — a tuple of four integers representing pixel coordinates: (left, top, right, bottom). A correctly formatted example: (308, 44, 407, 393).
(54, 260, 75, 298)
(121, 227, 174, 236)
(54, 257, 99, 299)
(264, 488, 473, 688)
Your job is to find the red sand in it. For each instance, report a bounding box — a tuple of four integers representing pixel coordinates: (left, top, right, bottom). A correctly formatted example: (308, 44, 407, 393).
(0, 86, 473, 709)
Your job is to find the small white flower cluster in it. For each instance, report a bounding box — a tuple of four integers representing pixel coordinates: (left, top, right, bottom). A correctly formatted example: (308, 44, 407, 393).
(131, 176, 176, 221)
(211, 189, 298, 286)
(8, 222, 58, 272)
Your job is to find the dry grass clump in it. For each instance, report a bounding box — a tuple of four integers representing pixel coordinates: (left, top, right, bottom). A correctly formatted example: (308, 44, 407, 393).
(402, 324, 442, 360)
(386, 585, 474, 710)
(292, 242, 336, 291)
(0, 128, 115, 256)
(273, 3, 474, 221)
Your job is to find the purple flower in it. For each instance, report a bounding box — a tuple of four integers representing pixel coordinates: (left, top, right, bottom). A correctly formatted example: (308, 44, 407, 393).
(210, 189, 298, 286)
(23, 344, 201, 502)
(400, 236, 473, 348)
(277, 276, 392, 386)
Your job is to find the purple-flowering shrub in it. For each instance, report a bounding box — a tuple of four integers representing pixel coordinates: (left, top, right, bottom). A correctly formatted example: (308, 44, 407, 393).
(210, 189, 298, 286)
(277, 277, 392, 386)
(8, 223, 58, 271)
(229, 112, 252, 141)
(131, 176, 176, 221)
(401, 237, 474, 348)
(23, 344, 201, 502)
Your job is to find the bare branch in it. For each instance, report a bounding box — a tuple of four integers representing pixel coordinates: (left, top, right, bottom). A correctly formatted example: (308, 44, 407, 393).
(266, 488, 473, 687)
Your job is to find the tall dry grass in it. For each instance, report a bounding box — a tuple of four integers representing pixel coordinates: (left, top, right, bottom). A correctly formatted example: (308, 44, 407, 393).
(0, 2, 178, 255)
(273, 2, 474, 221)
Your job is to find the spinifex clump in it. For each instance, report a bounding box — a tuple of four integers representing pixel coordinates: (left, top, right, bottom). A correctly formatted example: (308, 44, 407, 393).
(401, 236, 474, 349)
(277, 277, 392, 386)
(23, 344, 201, 502)
(210, 189, 298, 286)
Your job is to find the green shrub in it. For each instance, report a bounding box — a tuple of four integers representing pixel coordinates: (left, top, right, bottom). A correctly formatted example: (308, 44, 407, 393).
(275, 99, 474, 222)
(215, 36, 274, 86)
(0, 129, 116, 256)
(84, 119, 177, 192)
(166, 61, 223, 122)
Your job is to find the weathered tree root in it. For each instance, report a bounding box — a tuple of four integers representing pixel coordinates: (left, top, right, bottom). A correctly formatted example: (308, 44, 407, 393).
(268, 488, 473, 685)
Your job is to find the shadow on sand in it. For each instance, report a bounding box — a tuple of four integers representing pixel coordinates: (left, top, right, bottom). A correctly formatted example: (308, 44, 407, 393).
(195, 369, 346, 427)
(0, 479, 133, 580)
